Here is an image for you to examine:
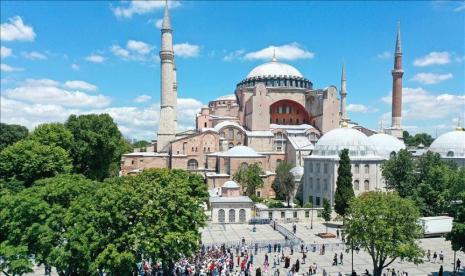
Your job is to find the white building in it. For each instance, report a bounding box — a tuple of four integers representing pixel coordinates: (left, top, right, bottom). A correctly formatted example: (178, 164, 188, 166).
(302, 125, 405, 207)
(429, 128, 465, 167)
(209, 180, 254, 224)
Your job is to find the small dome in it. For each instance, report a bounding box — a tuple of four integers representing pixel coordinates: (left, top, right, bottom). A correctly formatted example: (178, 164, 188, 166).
(221, 145, 263, 157)
(429, 130, 465, 158)
(223, 180, 239, 189)
(313, 127, 378, 157)
(368, 133, 406, 159)
(290, 166, 304, 181)
(247, 60, 303, 79)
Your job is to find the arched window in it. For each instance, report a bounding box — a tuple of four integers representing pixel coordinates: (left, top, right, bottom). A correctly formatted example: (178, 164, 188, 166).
(240, 162, 248, 169)
(204, 122, 207, 127)
(364, 164, 369, 174)
(447, 151, 454, 157)
(274, 132, 285, 151)
(229, 209, 236, 223)
(218, 209, 225, 223)
(364, 180, 370, 191)
(239, 209, 246, 223)
(228, 142, 234, 149)
(187, 159, 198, 170)
(354, 164, 360, 174)
(354, 180, 360, 191)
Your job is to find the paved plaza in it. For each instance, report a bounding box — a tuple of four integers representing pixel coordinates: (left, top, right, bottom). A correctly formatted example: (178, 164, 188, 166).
(201, 222, 465, 276)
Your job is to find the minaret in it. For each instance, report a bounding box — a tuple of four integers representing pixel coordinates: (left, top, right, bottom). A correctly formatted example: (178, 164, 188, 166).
(340, 63, 348, 123)
(388, 22, 404, 138)
(157, 2, 177, 152)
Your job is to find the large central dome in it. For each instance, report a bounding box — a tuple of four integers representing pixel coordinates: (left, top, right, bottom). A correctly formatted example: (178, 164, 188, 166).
(247, 59, 303, 79)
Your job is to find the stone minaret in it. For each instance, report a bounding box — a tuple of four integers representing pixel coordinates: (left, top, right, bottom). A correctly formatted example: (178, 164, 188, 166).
(340, 63, 348, 123)
(388, 23, 404, 138)
(157, 2, 177, 152)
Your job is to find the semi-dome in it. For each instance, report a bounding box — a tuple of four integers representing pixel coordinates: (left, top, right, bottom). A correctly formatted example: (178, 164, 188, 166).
(429, 129, 465, 158)
(220, 145, 263, 157)
(290, 166, 304, 181)
(247, 59, 303, 79)
(368, 133, 406, 159)
(223, 180, 239, 189)
(312, 127, 378, 158)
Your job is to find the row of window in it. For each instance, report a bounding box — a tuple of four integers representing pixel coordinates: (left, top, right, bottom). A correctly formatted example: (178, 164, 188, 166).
(237, 78, 312, 89)
(308, 178, 329, 192)
(353, 180, 370, 191)
(308, 163, 371, 174)
(267, 210, 311, 219)
(218, 209, 246, 223)
(271, 118, 307, 125)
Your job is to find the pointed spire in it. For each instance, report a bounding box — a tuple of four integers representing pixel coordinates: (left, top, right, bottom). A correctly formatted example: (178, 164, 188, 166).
(341, 62, 346, 81)
(395, 21, 401, 55)
(162, 0, 171, 30)
(272, 47, 277, 62)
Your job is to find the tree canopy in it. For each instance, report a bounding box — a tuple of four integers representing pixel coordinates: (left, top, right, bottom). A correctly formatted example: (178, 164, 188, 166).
(0, 169, 207, 275)
(0, 123, 28, 152)
(402, 131, 434, 147)
(233, 163, 264, 197)
(28, 123, 74, 153)
(271, 161, 295, 207)
(0, 140, 72, 186)
(448, 192, 465, 253)
(65, 114, 130, 181)
(345, 192, 424, 276)
(334, 149, 355, 219)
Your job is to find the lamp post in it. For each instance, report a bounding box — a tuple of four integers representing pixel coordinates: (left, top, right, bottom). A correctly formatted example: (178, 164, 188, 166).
(351, 239, 354, 274)
(310, 207, 314, 229)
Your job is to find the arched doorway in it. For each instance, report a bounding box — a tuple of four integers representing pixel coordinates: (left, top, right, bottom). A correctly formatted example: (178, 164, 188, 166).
(218, 209, 225, 223)
(229, 209, 236, 223)
(270, 99, 312, 125)
(239, 209, 246, 223)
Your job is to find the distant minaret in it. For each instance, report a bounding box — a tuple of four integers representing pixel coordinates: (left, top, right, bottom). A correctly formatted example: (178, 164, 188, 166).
(340, 63, 348, 123)
(157, 2, 177, 152)
(388, 22, 404, 138)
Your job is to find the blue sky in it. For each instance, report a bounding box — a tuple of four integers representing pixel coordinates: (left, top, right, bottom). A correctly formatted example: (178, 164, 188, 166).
(1, 1, 464, 140)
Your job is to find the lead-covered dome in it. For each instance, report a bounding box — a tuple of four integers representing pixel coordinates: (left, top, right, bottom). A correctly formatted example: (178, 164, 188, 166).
(368, 133, 406, 159)
(290, 166, 304, 181)
(312, 127, 378, 158)
(429, 129, 465, 158)
(247, 60, 303, 79)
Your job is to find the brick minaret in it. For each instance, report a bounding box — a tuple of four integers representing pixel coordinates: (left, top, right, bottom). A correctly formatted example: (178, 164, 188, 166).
(157, 2, 177, 152)
(387, 23, 404, 138)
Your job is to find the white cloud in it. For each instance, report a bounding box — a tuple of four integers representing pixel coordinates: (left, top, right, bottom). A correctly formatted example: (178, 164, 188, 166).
(173, 43, 200, 58)
(111, 40, 157, 62)
(1, 46, 12, 59)
(134, 94, 152, 103)
(1, 63, 24, 72)
(4, 78, 110, 108)
(22, 51, 47, 60)
(346, 104, 378, 114)
(0, 16, 36, 42)
(155, 18, 163, 29)
(223, 49, 245, 62)
(71, 63, 80, 71)
(410, 72, 453, 85)
(64, 80, 98, 92)
(413, 51, 451, 67)
(112, 0, 181, 19)
(453, 2, 465, 12)
(126, 40, 153, 55)
(377, 51, 391, 59)
(85, 54, 106, 63)
(243, 43, 314, 61)
(382, 87, 465, 120)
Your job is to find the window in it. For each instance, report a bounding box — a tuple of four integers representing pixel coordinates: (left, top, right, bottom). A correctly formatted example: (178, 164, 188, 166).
(323, 179, 328, 191)
(218, 209, 225, 223)
(228, 142, 234, 149)
(364, 164, 369, 174)
(140, 159, 144, 163)
(309, 178, 313, 189)
(229, 209, 236, 223)
(256, 190, 261, 197)
(323, 164, 328, 174)
(274, 132, 285, 151)
(131, 160, 135, 165)
(354, 180, 360, 191)
(228, 129, 234, 139)
(268, 211, 273, 219)
(316, 163, 321, 173)
(239, 209, 246, 223)
(364, 180, 370, 191)
(305, 211, 310, 218)
(316, 197, 321, 206)
(293, 211, 298, 218)
(316, 178, 321, 192)
(447, 151, 454, 157)
(281, 211, 285, 218)
(187, 159, 198, 170)
(354, 164, 360, 174)
(204, 122, 207, 127)
(309, 163, 313, 173)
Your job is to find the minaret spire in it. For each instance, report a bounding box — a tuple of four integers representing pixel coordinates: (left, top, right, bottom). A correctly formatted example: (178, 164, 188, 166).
(157, 0, 177, 152)
(386, 22, 404, 139)
(272, 47, 277, 62)
(340, 62, 348, 123)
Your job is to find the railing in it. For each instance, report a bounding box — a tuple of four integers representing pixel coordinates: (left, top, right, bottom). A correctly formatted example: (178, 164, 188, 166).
(272, 221, 303, 246)
(248, 218, 271, 225)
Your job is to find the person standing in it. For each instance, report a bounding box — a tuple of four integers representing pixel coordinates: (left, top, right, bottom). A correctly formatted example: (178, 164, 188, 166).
(433, 251, 438, 263)
(333, 253, 338, 266)
(426, 249, 431, 262)
(340, 252, 344, 265)
(438, 265, 443, 276)
(295, 259, 300, 272)
(439, 251, 444, 263)
(457, 258, 461, 273)
(336, 229, 340, 239)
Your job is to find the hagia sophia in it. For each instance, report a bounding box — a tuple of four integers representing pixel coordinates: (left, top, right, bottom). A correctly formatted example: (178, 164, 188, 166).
(120, 4, 465, 208)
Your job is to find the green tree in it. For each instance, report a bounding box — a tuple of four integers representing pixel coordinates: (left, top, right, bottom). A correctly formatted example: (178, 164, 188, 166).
(133, 140, 150, 152)
(0, 242, 33, 276)
(381, 149, 416, 198)
(0, 123, 28, 152)
(65, 114, 129, 181)
(346, 192, 424, 276)
(447, 192, 465, 253)
(321, 198, 331, 233)
(233, 163, 264, 197)
(271, 161, 295, 207)
(28, 123, 74, 152)
(403, 131, 434, 147)
(334, 149, 355, 221)
(0, 140, 72, 186)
